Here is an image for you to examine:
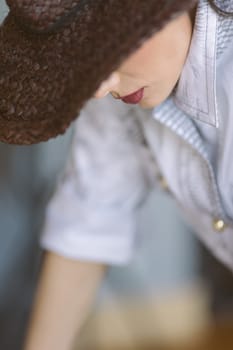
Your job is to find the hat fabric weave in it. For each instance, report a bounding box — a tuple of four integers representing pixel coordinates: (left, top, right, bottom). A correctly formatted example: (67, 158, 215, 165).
(0, 0, 196, 144)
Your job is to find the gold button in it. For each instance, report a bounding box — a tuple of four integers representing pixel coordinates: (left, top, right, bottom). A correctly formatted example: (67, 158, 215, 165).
(213, 219, 227, 233)
(158, 175, 169, 191)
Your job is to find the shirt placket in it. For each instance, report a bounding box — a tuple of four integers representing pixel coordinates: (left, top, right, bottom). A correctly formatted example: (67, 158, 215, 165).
(152, 98, 229, 233)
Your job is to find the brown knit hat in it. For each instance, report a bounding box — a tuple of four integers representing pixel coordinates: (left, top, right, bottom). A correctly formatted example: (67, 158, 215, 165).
(0, 0, 197, 145)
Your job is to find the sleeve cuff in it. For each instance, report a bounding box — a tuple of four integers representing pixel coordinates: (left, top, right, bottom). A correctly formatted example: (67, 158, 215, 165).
(39, 207, 137, 265)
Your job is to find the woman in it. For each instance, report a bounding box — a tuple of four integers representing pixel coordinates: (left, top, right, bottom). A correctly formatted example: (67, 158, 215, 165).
(1, 1, 231, 349)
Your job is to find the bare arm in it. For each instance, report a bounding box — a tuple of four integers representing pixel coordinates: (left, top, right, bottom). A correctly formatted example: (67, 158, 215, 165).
(24, 252, 106, 350)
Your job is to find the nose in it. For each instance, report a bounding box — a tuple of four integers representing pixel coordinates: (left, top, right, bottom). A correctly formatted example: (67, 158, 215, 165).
(94, 72, 120, 98)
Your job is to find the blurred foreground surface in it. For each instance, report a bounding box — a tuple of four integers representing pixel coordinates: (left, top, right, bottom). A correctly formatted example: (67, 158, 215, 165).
(78, 320, 233, 350)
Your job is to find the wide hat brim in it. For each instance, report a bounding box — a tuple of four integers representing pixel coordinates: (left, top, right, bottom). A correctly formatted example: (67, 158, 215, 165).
(0, 0, 197, 145)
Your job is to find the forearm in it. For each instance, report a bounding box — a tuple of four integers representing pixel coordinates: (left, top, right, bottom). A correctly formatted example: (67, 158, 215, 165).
(24, 251, 106, 350)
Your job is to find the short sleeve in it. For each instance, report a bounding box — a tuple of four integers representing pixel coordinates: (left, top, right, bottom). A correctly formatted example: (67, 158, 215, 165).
(40, 96, 156, 265)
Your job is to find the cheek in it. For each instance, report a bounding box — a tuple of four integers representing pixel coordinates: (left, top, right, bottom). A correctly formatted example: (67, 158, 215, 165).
(139, 58, 184, 108)
(117, 13, 192, 106)
(145, 23, 192, 105)
(119, 40, 183, 91)
(118, 35, 163, 85)
(139, 52, 188, 108)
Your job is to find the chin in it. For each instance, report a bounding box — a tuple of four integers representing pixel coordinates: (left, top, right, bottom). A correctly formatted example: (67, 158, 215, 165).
(140, 92, 171, 109)
(139, 104, 153, 110)
(139, 98, 159, 109)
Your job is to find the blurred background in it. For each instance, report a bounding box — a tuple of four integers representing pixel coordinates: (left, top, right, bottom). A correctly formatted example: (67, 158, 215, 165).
(1, 1, 233, 349)
(0, 130, 73, 349)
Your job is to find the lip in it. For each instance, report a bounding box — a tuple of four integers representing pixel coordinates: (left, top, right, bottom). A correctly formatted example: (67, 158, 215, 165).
(121, 87, 144, 104)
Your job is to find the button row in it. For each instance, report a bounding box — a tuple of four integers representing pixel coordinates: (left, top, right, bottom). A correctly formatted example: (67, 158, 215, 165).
(157, 174, 227, 233)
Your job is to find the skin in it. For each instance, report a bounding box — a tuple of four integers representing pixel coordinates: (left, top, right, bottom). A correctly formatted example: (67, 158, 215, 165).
(94, 12, 193, 109)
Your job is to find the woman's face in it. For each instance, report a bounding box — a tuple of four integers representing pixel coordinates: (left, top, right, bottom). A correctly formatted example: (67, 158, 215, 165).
(94, 12, 193, 109)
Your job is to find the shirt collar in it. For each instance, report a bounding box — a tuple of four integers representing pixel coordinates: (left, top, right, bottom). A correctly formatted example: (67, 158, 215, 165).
(173, 0, 219, 127)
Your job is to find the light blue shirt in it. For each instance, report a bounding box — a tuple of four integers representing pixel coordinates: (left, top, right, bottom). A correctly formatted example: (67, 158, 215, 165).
(41, 0, 233, 271)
